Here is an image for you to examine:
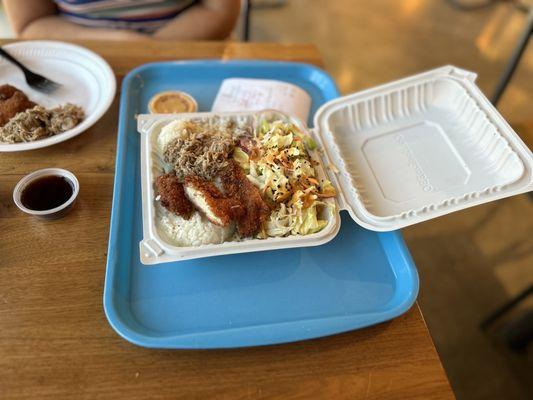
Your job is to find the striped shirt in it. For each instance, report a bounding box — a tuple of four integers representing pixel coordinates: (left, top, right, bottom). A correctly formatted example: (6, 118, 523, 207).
(55, 0, 197, 32)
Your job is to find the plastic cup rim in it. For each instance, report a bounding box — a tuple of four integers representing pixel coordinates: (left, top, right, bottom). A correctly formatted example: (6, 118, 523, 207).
(13, 168, 80, 216)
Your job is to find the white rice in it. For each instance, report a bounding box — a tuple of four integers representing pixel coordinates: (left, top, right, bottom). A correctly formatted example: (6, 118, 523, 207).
(154, 117, 253, 248)
(157, 119, 188, 153)
(156, 207, 235, 247)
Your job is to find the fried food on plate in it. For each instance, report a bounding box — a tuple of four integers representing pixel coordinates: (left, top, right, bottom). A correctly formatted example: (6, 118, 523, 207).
(222, 161, 271, 237)
(0, 84, 36, 127)
(184, 176, 243, 227)
(155, 173, 194, 219)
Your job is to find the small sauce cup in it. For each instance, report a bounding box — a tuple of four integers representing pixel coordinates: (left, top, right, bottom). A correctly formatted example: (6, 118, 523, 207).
(13, 168, 79, 219)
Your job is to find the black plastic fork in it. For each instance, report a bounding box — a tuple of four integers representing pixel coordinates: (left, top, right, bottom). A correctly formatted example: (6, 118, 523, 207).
(0, 47, 61, 94)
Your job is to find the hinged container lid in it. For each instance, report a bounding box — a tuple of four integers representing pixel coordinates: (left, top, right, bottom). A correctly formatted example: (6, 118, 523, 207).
(313, 65, 533, 231)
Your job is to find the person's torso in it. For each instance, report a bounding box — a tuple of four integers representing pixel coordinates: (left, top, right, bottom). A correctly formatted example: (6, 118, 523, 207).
(55, 0, 197, 32)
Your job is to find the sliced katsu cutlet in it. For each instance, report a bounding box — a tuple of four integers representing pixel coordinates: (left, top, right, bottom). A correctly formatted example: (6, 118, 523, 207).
(155, 173, 194, 218)
(222, 161, 271, 237)
(183, 176, 244, 226)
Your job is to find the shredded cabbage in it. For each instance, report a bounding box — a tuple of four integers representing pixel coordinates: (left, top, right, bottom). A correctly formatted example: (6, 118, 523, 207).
(241, 118, 336, 237)
(232, 147, 249, 171)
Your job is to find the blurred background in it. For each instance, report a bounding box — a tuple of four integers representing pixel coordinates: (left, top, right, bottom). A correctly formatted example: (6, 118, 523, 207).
(1, 1, 531, 399)
(246, 3, 533, 400)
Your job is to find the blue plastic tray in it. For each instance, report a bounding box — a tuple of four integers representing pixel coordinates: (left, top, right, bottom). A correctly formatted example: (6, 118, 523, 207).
(104, 60, 419, 349)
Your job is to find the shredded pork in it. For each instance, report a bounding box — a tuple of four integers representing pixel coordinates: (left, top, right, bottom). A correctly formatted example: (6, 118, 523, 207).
(0, 104, 84, 143)
(163, 128, 235, 181)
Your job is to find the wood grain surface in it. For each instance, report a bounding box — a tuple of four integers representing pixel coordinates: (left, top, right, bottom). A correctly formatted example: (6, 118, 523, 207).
(0, 40, 454, 400)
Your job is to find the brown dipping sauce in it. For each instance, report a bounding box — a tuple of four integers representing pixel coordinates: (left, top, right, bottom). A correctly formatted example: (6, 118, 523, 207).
(21, 175, 73, 211)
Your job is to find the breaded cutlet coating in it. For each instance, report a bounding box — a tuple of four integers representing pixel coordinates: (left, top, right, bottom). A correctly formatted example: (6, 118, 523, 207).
(0, 84, 36, 127)
(183, 176, 244, 226)
(222, 161, 271, 237)
(155, 174, 194, 218)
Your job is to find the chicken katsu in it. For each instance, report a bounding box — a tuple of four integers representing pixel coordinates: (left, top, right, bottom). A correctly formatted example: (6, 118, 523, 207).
(221, 161, 271, 237)
(0, 84, 36, 127)
(183, 176, 243, 227)
(155, 173, 194, 219)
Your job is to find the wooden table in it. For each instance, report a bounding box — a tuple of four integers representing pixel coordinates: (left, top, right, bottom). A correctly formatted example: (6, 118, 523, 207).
(0, 40, 454, 400)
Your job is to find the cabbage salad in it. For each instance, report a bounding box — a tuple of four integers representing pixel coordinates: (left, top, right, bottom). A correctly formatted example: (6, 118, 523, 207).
(233, 119, 336, 237)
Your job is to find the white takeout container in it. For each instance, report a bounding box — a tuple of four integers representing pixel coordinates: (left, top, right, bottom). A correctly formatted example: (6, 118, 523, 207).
(138, 66, 532, 265)
(139, 111, 339, 264)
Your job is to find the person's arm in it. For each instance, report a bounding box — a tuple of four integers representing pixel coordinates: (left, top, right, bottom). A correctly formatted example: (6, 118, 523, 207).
(3, 0, 148, 40)
(3, 0, 57, 36)
(153, 0, 241, 40)
(21, 16, 150, 41)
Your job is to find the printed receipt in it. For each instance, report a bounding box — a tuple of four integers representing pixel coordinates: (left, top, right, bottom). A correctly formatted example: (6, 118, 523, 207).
(211, 78, 312, 122)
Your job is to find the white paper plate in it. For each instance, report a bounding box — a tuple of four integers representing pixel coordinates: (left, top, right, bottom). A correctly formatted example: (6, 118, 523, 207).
(0, 40, 116, 152)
